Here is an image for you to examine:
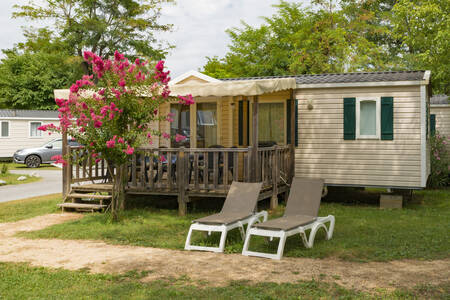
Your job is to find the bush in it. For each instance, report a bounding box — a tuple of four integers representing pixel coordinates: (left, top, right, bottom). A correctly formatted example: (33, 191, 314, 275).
(428, 132, 449, 188)
(1, 163, 8, 175)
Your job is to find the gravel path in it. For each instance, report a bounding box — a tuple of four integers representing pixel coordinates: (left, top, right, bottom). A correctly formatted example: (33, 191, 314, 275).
(0, 170, 61, 203)
(0, 213, 448, 291)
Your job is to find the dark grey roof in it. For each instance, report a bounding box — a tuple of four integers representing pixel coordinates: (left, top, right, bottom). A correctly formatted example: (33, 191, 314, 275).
(0, 109, 59, 119)
(430, 95, 448, 105)
(220, 71, 426, 84)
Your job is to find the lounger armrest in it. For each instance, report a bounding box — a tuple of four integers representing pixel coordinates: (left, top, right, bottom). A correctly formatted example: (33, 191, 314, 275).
(248, 210, 268, 228)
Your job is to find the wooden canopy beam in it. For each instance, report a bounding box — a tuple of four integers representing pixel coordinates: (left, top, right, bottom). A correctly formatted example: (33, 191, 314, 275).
(251, 95, 259, 182)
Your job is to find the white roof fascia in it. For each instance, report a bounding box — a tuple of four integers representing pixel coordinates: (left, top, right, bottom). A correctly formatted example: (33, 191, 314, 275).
(170, 70, 220, 85)
(295, 80, 425, 89)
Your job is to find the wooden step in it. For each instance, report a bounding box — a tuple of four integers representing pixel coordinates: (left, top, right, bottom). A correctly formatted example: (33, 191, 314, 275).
(67, 193, 112, 200)
(72, 184, 113, 192)
(57, 203, 107, 210)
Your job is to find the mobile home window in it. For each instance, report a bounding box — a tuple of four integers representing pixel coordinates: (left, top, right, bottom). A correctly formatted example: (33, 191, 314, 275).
(258, 103, 285, 144)
(170, 104, 190, 147)
(30, 121, 42, 137)
(1, 121, 9, 137)
(356, 98, 380, 139)
(197, 103, 217, 148)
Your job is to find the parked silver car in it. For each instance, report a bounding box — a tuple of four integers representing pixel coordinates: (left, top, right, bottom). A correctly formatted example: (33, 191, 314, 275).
(13, 138, 80, 168)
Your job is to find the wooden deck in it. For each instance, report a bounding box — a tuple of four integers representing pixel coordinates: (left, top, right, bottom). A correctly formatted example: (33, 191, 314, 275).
(63, 146, 292, 215)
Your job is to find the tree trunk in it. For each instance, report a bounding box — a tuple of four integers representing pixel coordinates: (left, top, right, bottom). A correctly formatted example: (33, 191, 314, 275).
(111, 163, 127, 221)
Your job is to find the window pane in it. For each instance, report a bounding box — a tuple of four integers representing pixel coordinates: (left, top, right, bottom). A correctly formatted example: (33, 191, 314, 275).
(30, 122, 42, 137)
(197, 103, 217, 147)
(170, 104, 190, 147)
(258, 103, 285, 144)
(360, 101, 376, 136)
(1, 122, 8, 137)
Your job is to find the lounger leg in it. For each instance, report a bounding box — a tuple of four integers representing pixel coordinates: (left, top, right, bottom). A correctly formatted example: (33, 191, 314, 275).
(218, 226, 228, 252)
(184, 225, 194, 250)
(242, 230, 252, 255)
(325, 215, 335, 240)
(275, 232, 287, 260)
(237, 222, 245, 240)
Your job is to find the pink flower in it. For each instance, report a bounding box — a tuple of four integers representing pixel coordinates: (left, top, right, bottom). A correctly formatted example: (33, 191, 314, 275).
(51, 155, 67, 166)
(114, 50, 125, 61)
(94, 120, 103, 128)
(95, 158, 102, 164)
(98, 89, 105, 96)
(162, 132, 170, 139)
(117, 137, 125, 144)
(159, 155, 166, 162)
(83, 51, 95, 61)
(168, 112, 175, 117)
(175, 134, 186, 143)
(55, 98, 66, 107)
(70, 84, 79, 93)
(118, 78, 126, 87)
(166, 117, 174, 122)
(123, 144, 134, 155)
(106, 139, 116, 148)
(178, 94, 194, 105)
(155, 60, 165, 72)
(135, 58, 140, 65)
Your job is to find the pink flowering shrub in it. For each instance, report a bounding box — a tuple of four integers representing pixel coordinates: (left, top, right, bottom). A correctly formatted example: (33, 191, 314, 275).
(40, 50, 194, 166)
(428, 132, 449, 188)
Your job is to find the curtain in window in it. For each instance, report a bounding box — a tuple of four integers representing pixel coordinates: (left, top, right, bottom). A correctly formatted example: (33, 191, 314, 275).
(30, 122, 42, 137)
(197, 103, 217, 147)
(360, 101, 376, 136)
(1, 122, 8, 137)
(170, 104, 190, 147)
(258, 103, 284, 144)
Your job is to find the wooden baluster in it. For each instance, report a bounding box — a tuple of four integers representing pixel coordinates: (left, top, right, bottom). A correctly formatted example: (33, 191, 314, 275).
(88, 153, 92, 180)
(82, 156, 87, 180)
(243, 152, 248, 182)
(204, 151, 208, 189)
(140, 152, 146, 188)
(149, 151, 154, 189)
(223, 150, 229, 189)
(76, 150, 80, 180)
(261, 150, 265, 183)
(233, 152, 238, 182)
(177, 147, 187, 216)
(168, 152, 172, 190)
(271, 146, 279, 209)
(194, 153, 199, 191)
(157, 152, 163, 189)
(213, 152, 219, 188)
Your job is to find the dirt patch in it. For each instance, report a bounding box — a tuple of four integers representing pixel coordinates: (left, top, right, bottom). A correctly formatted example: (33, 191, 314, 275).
(0, 214, 448, 291)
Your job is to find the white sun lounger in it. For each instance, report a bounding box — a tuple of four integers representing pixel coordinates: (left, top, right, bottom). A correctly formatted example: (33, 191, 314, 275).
(185, 181, 267, 253)
(242, 178, 335, 260)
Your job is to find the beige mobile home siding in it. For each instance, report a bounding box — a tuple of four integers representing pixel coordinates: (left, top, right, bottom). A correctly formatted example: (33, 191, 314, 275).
(0, 119, 61, 157)
(295, 85, 422, 188)
(431, 104, 450, 157)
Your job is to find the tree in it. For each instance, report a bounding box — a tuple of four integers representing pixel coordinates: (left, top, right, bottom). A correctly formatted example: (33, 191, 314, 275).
(0, 29, 83, 109)
(13, 0, 175, 74)
(40, 50, 194, 220)
(391, 0, 450, 94)
(201, 1, 388, 78)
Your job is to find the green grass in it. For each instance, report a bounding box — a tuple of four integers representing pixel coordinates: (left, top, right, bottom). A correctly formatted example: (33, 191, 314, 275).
(0, 194, 61, 223)
(0, 262, 448, 300)
(0, 172, 41, 186)
(19, 189, 450, 262)
(2, 162, 59, 170)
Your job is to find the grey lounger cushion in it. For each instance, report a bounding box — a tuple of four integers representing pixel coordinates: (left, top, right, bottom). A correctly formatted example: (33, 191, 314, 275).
(253, 214, 316, 231)
(194, 212, 254, 225)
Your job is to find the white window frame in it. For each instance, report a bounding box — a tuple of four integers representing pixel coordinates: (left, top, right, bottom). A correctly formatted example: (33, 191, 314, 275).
(0, 121, 10, 138)
(29, 121, 43, 138)
(356, 97, 381, 139)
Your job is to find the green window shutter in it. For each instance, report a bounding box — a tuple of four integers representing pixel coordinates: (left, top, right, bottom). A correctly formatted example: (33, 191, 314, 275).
(295, 99, 299, 146)
(343, 98, 356, 140)
(286, 99, 292, 144)
(381, 97, 394, 140)
(430, 114, 436, 136)
(238, 100, 243, 145)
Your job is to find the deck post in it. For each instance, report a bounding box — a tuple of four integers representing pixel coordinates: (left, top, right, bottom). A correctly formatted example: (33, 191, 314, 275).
(289, 89, 295, 183)
(270, 145, 279, 209)
(251, 95, 259, 182)
(62, 130, 69, 198)
(177, 147, 187, 216)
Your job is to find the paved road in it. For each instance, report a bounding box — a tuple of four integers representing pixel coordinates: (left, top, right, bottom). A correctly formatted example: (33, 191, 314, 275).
(0, 170, 62, 203)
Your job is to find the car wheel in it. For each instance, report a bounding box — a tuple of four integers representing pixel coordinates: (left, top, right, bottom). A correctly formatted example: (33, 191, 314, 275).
(25, 155, 41, 168)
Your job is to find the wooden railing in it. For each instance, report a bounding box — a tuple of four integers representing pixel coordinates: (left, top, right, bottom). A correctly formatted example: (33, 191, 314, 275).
(66, 146, 111, 185)
(127, 146, 290, 194)
(64, 145, 291, 214)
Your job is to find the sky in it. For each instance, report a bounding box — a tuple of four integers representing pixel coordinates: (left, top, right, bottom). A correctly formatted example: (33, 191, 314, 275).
(0, 0, 303, 78)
